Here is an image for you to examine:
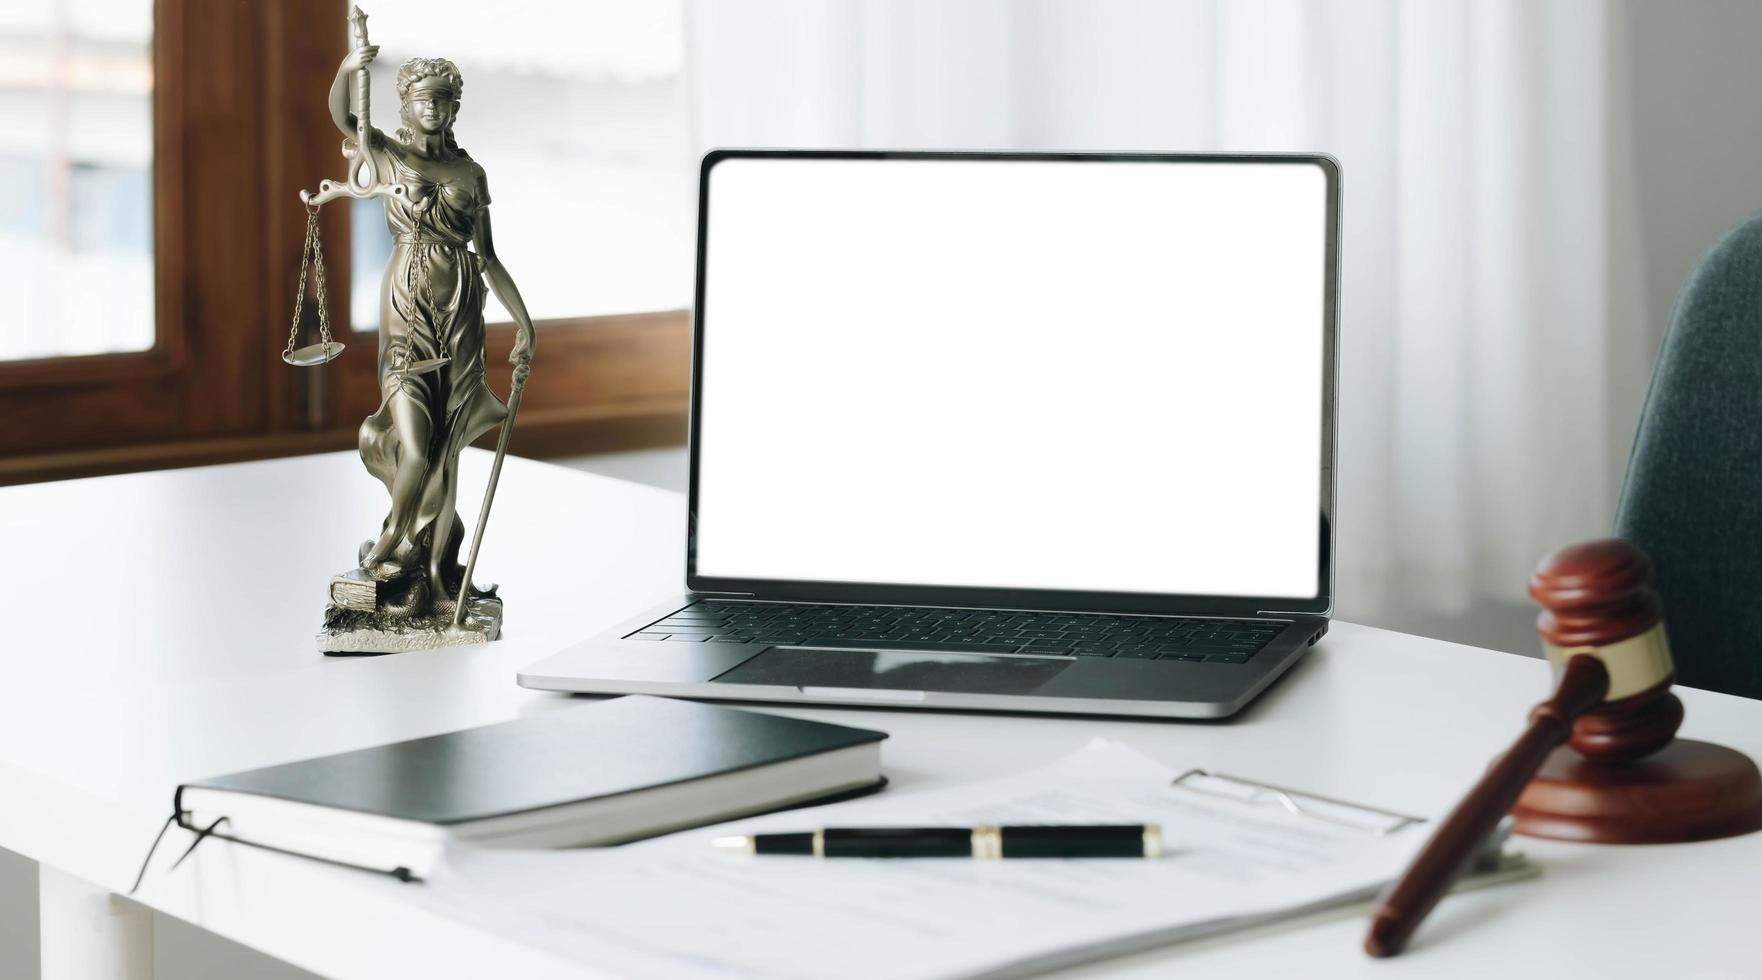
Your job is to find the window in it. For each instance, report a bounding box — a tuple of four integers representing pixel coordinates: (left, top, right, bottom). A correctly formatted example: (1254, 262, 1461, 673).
(0, 0, 154, 361)
(0, 0, 690, 484)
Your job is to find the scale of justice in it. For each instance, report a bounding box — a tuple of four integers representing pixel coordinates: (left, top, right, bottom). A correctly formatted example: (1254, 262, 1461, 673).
(282, 7, 527, 653)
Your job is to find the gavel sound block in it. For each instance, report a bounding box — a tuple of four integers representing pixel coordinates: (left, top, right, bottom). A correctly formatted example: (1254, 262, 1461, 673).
(1514, 539, 1762, 842)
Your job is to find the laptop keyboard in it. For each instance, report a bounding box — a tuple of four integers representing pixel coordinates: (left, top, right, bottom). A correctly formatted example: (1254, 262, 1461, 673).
(625, 601, 1283, 664)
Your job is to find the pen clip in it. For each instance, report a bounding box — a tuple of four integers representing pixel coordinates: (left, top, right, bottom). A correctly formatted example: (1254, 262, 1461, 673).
(1170, 770, 1422, 837)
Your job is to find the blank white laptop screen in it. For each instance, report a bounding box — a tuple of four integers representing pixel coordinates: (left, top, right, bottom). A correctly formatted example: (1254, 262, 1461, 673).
(694, 156, 1328, 600)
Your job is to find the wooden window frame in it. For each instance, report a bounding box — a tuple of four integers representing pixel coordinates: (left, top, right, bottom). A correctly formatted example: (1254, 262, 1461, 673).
(0, 0, 688, 486)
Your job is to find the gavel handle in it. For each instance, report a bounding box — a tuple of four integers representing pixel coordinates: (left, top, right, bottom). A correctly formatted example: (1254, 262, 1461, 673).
(1363, 654, 1610, 958)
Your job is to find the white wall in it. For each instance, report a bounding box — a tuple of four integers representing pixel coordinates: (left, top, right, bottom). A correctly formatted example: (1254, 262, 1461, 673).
(1622, 0, 1762, 345)
(0, 847, 36, 979)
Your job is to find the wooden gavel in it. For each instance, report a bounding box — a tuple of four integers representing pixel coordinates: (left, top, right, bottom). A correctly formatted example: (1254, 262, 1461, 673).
(1364, 539, 1762, 958)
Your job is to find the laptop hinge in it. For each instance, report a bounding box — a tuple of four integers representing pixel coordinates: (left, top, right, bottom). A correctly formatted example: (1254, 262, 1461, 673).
(1256, 609, 1321, 619)
(695, 590, 756, 598)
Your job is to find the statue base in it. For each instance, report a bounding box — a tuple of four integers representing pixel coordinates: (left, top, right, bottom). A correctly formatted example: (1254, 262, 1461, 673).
(317, 593, 504, 656)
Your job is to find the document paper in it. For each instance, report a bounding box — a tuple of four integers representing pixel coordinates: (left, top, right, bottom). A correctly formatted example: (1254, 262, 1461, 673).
(424, 741, 1433, 980)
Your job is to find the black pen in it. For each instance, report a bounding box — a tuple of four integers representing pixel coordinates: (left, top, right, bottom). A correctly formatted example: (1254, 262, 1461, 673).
(712, 824, 1163, 859)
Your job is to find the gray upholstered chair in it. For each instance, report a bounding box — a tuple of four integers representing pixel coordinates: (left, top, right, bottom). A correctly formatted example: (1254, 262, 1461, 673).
(1616, 212, 1762, 700)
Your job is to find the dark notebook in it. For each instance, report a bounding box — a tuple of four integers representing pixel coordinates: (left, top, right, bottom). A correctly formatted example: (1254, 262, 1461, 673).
(174, 695, 888, 881)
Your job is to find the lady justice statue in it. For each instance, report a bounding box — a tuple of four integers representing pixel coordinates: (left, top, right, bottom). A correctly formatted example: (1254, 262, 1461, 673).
(294, 7, 535, 654)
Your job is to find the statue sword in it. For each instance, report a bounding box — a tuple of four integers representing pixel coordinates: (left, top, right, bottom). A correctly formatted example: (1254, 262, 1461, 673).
(451, 366, 529, 631)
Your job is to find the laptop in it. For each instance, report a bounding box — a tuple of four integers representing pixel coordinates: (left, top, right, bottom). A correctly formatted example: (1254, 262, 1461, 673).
(520, 150, 1339, 719)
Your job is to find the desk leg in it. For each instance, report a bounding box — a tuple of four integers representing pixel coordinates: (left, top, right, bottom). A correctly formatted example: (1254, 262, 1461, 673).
(39, 866, 153, 980)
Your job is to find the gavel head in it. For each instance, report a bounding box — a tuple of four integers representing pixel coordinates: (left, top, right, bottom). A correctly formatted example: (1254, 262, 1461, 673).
(1530, 539, 1682, 761)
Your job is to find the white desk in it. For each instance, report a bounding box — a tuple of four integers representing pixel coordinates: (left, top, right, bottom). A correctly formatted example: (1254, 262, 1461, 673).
(1, 452, 1758, 979)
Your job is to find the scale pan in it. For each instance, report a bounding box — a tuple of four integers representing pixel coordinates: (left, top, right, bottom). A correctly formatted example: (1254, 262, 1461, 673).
(395, 356, 450, 376)
(284, 341, 345, 366)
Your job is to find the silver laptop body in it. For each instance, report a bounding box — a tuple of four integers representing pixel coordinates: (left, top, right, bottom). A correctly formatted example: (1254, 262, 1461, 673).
(521, 150, 1340, 720)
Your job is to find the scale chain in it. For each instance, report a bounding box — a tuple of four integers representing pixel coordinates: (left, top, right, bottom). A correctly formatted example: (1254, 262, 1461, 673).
(285, 203, 336, 361)
(312, 210, 334, 347)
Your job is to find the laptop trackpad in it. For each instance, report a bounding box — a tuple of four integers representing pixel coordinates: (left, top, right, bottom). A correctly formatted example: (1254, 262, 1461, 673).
(711, 647, 1071, 695)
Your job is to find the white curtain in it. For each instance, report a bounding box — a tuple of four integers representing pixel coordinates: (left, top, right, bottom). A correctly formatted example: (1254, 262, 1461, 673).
(684, 0, 1654, 627)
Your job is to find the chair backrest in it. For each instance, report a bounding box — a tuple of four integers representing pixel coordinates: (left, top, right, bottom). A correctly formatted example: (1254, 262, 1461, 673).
(1616, 212, 1762, 700)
